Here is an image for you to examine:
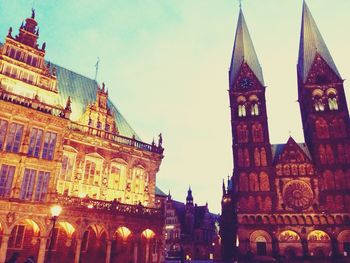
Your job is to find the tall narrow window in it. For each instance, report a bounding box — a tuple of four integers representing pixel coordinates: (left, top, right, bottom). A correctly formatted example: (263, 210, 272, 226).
(249, 173, 259, 191)
(237, 124, 248, 143)
(314, 98, 324, 112)
(8, 225, 25, 249)
(60, 153, 76, 181)
(238, 149, 244, 167)
(0, 119, 8, 150)
(326, 144, 334, 164)
(252, 123, 263, 142)
(20, 169, 37, 200)
(319, 145, 327, 164)
(254, 148, 261, 167)
(42, 131, 57, 160)
(244, 148, 250, 167)
(259, 172, 270, 191)
(315, 118, 329, 139)
(34, 171, 50, 201)
(238, 104, 246, 117)
(251, 103, 259, 116)
(0, 164, 15, 197)
(261, 147, 267, 166)
(5, 123, 24, 153)
(328, 97, 338, 111)
(27, 128, 43, 157)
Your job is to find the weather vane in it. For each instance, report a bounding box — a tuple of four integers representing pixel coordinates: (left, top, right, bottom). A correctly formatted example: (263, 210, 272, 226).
(94, 57, 100, 81)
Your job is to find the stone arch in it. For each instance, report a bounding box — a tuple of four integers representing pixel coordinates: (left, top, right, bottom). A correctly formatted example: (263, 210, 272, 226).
(305, 215, 313, 225)
(327, 215, 335, 225)
(335, 215, 343, 225)
(140, 229, 157, 263)
(111, 226, 133, 263)
(5, 218, 43, 262)
(249, 230, 272, 256)
(307, 230, 331, 257)
(337, 230, 350, 256)
(278, 230, 302, 257)
(298, 215, 306, 225)
(80, 223, 108, 263)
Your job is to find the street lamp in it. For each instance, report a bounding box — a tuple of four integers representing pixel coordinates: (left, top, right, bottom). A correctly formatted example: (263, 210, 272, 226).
(47, 205, 62, 263)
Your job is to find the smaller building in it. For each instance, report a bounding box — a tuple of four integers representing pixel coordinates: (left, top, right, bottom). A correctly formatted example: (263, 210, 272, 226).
(157, 188, 219, 261)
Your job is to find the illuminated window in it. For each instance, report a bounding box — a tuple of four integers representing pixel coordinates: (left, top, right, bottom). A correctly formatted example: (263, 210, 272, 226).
(0, 164, 15, 197)
(5, 123, 24, 153)
(27, 128, 44, 157)
(0, 119, 8, 150)
(60, 152, 76, 181)
(41, 131, 57, 160)
(238, 104, 246, 117)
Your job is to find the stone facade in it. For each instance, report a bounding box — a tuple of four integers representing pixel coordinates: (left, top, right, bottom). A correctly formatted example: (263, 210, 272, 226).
(0, 10, 164, 263)
(221, 3, 350, 262)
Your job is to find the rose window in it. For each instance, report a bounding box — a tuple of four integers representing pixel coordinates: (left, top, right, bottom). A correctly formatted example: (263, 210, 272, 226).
(283, 181, 313, 210)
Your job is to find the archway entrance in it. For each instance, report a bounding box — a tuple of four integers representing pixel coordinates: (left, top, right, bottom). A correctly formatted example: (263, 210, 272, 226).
(80, 224, 107, 263)
(111, 226, 132, 263)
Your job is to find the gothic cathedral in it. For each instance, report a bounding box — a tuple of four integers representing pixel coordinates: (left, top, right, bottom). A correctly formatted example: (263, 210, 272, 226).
(221, 2, 350, 260)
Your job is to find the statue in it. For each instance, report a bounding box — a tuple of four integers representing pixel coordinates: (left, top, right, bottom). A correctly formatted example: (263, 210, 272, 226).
(158, 133, 163, 147)
(31, 8, 35, 19)
(7, 27, 12, 37)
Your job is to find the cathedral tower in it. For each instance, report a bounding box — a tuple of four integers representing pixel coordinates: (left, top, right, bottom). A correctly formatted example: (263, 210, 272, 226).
(297, 1, 350, 211)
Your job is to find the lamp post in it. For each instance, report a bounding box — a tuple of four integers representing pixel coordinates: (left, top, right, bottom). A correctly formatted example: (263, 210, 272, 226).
(47, 205, 62, 263)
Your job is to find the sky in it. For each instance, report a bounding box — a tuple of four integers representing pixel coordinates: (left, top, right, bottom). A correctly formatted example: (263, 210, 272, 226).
(1, 0, 350, 213)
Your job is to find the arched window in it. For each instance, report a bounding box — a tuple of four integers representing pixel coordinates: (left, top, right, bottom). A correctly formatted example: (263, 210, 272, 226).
(335, 195, 344, 210)
(244, 148, 250, 167)
(315, 118, 329, 139)
(323, 170, 335, 190)
(337, 144, 345, 163)
(249, 173, 259, 191)
(326, 195, 334, 209)
(238, 149, 244, 167)
(312, 89, 325, 112)
(283, 164, 290, 176)
(332, 118, 346, 138)
(260, 147, 267, 166)
(326, 144, 334, 164)
(251, 103, 259, 116)
(264, 197, 272, 211)
(327, 89, 338, 111)
(259, 172, 270, 191)
(345, 144, 350, 163)
(247, 196, 255, 211)
(334, 170, 346, 190)
(252, 123, 263, 143)
(319, 145, 327, 164)
(239, 173, 249, 192)
(237, 124, 248, 143)
(238, 104, 246, 117)
(254, 148, 261, 167)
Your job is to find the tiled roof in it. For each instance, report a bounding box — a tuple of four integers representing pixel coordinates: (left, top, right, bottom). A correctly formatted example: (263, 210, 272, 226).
(155, 186, 167, 197)
(229, 8, 264, 87)
(54, 64, 140, 139)
(297, 1, 341, 83)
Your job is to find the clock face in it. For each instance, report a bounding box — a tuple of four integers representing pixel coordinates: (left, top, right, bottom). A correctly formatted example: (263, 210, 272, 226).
(240, 77, 252, 89)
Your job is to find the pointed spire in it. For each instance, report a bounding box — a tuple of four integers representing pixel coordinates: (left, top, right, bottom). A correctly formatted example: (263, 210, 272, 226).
(298, 1, 341, 83)
(229, 8, 264, 87)
(186, 186, 193, 204)
(222, 179, 226, 195)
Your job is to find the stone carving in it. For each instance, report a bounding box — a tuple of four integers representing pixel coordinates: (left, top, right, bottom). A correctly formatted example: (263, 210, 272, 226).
(283, 180, 313, 210)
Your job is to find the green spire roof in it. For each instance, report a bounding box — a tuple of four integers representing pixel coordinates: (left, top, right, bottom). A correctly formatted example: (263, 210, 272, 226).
(297, 1, 341, 83)
(229, 8, 264, 87)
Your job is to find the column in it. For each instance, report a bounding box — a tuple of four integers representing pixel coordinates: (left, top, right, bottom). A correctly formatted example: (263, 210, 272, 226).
(0, 234, 9, 263)
(133, 239, 138, 263)
(74, 239, 82, 263)
(37, 237, 48, 263)
(105, 240, 112, 263)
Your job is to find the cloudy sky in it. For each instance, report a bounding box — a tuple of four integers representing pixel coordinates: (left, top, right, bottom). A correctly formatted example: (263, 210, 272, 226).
(1, 0, 350, 213)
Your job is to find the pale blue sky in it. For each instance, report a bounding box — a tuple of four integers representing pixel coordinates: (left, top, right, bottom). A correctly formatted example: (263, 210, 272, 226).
(1, 1, 350, 213)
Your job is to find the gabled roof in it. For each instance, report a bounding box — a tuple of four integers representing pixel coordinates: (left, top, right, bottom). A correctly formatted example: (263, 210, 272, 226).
(297, 1, 341, 83)
(271, 138, 312, 163)
(52, 64, 140, 139)
(155, 186, 167, 197)
(229, 8, 264, 87)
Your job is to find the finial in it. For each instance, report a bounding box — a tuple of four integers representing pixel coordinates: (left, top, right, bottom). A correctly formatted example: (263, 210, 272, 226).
(31, 8, 35, 19)
(41, 42, 46, 51)
(239, 0, 242, 9)
(158, 133, 163, 147)
(288, 130, 292, 137)
(65, 96, 72, 111)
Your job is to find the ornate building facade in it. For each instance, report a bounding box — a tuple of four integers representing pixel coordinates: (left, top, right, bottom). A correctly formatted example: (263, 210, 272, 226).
(221, 2, 350, 261)
(162, 188, 219, 261)
(0, 10, 164, 263)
